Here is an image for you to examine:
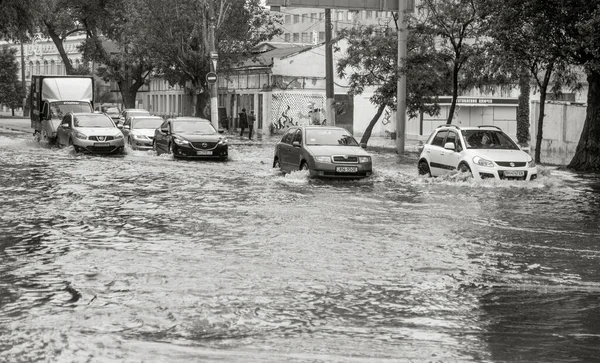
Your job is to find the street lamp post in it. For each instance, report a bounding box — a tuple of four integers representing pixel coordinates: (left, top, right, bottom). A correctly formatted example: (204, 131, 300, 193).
(208, 17, 219, 131)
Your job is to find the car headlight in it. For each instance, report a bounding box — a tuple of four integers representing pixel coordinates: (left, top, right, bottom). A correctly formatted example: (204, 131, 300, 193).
(218, 138, 228, 145)
(173, 137, 189, 145)
(133, 134, 149, 140)
(75, 132, 87, 140)
(315, 156, 331, 163)
(358, 156, 371, 163)
(472, 156, 494, 167)
(527, 157, 536, 168)
(114, 133, 124, 139)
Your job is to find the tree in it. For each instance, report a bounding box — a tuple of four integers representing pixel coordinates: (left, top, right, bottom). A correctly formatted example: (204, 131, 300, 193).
(478, 0, 579, 163)
(563, 1, 600, 171)
(336, 24, 452, 145)
(133, 0, 282, 117)
(0, 0, 38, 40)
(78, 0, 154, 108)
(416, 0, 487, 125)
(0, 45, 21, 114)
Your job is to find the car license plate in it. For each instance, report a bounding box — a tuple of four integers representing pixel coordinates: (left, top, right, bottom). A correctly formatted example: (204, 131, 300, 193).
(94, 142, 110, 147)
(196, 150, 212, 155)
(336, 166, 358, 173)
(504, 170, 524, 177)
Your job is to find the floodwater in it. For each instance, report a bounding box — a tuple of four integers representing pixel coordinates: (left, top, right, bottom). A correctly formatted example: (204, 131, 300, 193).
(1, 128, 599, 363)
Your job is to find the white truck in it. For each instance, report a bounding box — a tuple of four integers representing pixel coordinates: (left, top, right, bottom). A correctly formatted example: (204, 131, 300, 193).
(30, 76, 95, 144)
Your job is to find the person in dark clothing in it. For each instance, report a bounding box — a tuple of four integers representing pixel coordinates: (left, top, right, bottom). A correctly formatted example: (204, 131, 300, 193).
(248, 110, 256, 140)
(239, 108, 248, 137)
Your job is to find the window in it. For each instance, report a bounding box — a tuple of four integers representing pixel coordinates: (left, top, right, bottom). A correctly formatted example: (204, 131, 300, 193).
(366, 11, 372, 18)
(293, 33, 299, 42)
(337, 11, 344, 21)
(281, 129, 295, 144)
(293, 14, 300, 23)
(301, 32, 308, 43)
(319, 12, 324, 20)
(302, 14, 308, 23)
(347, 12, 353, 21)
(284, 33, 291, 42)
(311, 13, 317, 21)
(319, 32, 325, 42)
(293, 129, 302, 144)
(285, 15, 291, 24)
(446, 131, 462, 151)
(431, 130, 448, 147)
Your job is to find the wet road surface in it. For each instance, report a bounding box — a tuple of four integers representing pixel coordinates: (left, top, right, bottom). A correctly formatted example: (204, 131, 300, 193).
(1, 127, 600, 362)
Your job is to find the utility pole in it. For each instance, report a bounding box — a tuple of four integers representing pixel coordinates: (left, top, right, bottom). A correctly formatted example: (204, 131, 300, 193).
(396, 0, 408, 154)
(208, 7, 219, 131)
(20, 39, 26, 117)
(325, 8, 335, 126)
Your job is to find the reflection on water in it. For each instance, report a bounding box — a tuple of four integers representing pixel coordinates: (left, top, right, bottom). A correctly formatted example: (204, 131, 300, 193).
(1, 131, 600, 362)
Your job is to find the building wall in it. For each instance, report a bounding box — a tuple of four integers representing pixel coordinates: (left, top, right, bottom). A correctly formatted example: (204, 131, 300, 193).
(530, 101, 587, 165)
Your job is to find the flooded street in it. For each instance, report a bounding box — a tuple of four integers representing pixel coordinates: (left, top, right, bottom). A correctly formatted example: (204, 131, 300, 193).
(1, 128, 600, 362)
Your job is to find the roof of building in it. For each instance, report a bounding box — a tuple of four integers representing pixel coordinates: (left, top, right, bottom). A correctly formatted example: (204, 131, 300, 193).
(233, 42, 321, 70)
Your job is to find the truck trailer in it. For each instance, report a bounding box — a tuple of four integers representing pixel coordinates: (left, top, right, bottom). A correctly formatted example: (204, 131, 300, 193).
(30, 75, 95, 144)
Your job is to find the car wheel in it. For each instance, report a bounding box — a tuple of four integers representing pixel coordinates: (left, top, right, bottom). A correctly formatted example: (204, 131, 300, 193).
(301, 161, 309, 171)
(458, 163, 473, 177)
(169, 143, 175, 154)
(418, 160, 432, 177)
(153, 140, 159, 155)
(273, 157, 281, 169)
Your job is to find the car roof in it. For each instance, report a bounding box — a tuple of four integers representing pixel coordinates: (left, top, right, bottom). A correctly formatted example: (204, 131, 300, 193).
(170, 117, 211, 122)
(295, 125, 351, 131)
(130, 115, 162, 119)
(436, 125, 504, 132)
(72, 112, 108, 117)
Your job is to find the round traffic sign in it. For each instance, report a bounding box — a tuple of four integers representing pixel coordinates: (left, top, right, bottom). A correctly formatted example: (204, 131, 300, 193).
(206, 72, 218, 84)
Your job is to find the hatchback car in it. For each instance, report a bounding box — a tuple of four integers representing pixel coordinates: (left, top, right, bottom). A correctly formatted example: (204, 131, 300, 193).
(103, 106, 120, 123)
(56, 112, 124, 154)
(153, 117, 228, 160)
(273, 126, 372, 178)
(121, 115, 164, 150)
(418, 125, 537, 181)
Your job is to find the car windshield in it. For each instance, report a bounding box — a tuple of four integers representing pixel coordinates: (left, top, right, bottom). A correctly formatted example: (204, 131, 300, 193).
(173, 121, 216, 134)
(50, 102, 91, 119)
(74, 115, 115, 128)
(462, 130, 519, 150)
(305, 129, 358, 146)
(105, 107, 119, 114)
(132, 118, 163, 130)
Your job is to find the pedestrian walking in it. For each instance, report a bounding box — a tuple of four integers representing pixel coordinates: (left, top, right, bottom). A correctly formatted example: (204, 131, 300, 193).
(239, 108, 248, 137)
(248, 110, 256, 140)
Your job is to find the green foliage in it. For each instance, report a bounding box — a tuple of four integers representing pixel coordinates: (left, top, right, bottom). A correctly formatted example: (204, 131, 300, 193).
(0, 46, 21, 107)
(0, 0, 38, 41)
(415, 0, 488, 124)
(132, 0, 282, 92)
(336, 24, 451, 119)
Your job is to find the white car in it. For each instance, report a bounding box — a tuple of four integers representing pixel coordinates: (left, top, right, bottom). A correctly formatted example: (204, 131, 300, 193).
(56, 112, 125, 154)
(121, 115, 164, 150)
(418, 125, 538, 181)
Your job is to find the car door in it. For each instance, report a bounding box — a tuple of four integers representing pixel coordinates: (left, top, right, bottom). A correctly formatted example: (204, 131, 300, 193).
(154, 120, 169, 152)
(438, 131, 462, 173)
(428, 130, 448, 176)
(56, 115, 72, 146)
(278, 128, 296, 171)
(288, 128, 304, 169)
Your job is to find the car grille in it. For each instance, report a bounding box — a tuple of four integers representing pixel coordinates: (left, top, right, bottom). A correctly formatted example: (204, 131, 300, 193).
(332, 155, 358, 163)
(89, 136, 115, 141)
(191, 142, 217, 149)
(496, 161, 526, 167)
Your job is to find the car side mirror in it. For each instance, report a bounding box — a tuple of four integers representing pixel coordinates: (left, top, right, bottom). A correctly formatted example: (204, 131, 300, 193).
(359, 142, 367, 149)
(61, 123, 69, 128)
(292, 141, 301, 147)
(122, 125, 129, 130)
(218, 129, 224, 134)
(444, 142, 456, 150)
(160, 127, 169, 134)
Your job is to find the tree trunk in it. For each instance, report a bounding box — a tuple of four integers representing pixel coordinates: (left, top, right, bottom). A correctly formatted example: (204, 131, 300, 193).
(360, 104, 386, 145)
(517, 70, 530, 145)
(534, 67, 553, 163)
(45, 24, 74, 75)
(567, 70, 600, 171)
(118, 80, 137, 109)
(446, 63, 460, 125)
